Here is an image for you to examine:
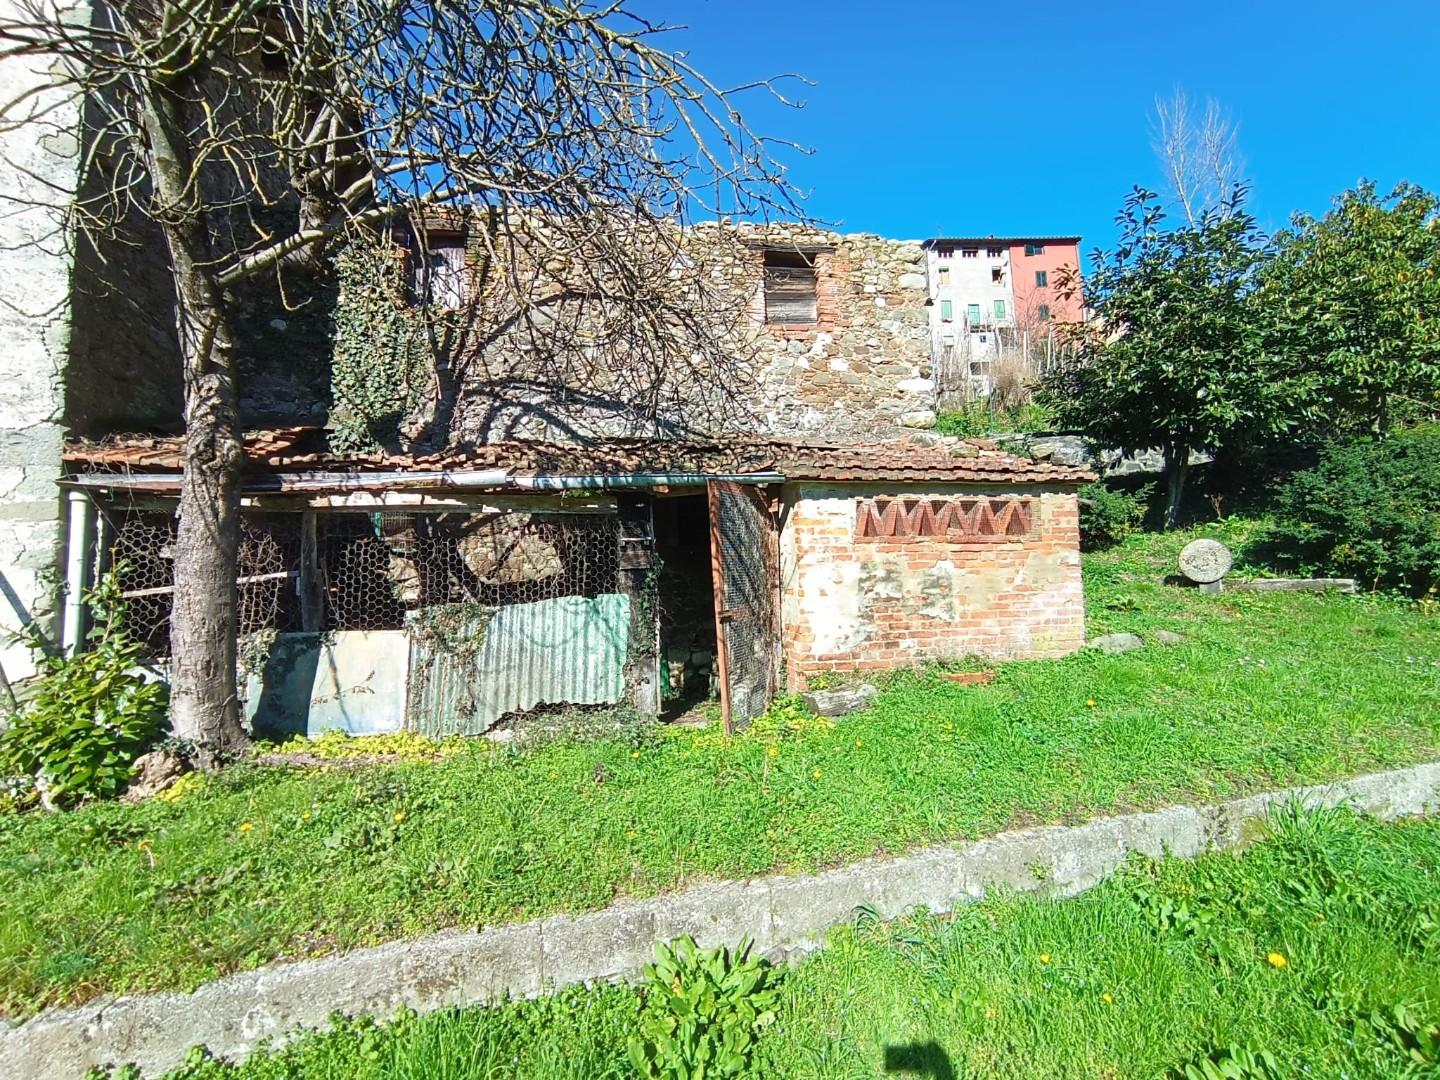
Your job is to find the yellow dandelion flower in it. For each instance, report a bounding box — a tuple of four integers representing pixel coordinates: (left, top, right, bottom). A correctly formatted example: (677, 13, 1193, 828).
(854, 738, 864, 748)
(548, 771, 558, 780)
(1086, 699, 1097, 708)
(626, 829, 637, 838)
(238, 822, 254, 833)
(302, 811, 312, 821)
(767, 746, 779, 758)
(1102, 992, 1114, 1005)
(1266, 951, 1288, 969)
(630, 751, 640, 759)
(812, 768, 822, 780)
(1038, 953, 1051, 964)
(393, 810, 406, 824)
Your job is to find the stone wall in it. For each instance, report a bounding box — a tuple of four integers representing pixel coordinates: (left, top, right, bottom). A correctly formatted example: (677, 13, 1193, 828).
(0, 0, 88, 680)
(738, 225, 937, 439)
(779, 482, 1084, 689)
(393, 221, 941, 447)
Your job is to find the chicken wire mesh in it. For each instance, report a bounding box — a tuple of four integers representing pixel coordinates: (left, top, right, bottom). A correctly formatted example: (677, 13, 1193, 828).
(104, 509, 302, 656)
(102, 506, 621, 652)
(320, 511, 621, 630)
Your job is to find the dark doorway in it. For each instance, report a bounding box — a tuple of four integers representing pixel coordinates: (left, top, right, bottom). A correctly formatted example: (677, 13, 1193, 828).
(652, 493, 718, 718)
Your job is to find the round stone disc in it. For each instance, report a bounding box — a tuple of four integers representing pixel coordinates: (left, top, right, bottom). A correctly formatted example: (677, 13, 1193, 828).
(1178, 538, 1233, 584)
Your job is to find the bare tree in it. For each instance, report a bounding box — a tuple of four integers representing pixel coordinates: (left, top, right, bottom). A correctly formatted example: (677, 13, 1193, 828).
(0, 0, 808, 762)
(1150, 89, 1245, 226)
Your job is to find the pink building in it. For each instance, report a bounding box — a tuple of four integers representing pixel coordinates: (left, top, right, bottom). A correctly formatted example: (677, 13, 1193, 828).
(1006, 236, 1083, 327)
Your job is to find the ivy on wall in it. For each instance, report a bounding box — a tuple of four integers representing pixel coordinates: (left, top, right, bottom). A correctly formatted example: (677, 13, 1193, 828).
(330, 241, 433, 452)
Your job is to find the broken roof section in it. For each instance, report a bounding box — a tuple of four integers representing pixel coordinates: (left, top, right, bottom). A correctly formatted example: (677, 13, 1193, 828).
(63, 428, 1095, 492)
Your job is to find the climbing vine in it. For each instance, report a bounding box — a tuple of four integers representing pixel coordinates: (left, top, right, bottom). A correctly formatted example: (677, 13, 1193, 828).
(330, 240, 433, 452)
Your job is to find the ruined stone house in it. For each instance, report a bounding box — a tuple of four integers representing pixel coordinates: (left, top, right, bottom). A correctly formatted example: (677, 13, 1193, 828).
(0, 20, 1091, 729)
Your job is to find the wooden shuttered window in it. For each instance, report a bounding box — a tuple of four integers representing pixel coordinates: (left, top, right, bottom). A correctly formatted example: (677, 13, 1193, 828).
(763, 249, 818, 325)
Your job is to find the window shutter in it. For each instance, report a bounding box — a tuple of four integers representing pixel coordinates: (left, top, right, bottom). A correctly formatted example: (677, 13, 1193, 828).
(764, 267, 818, 324)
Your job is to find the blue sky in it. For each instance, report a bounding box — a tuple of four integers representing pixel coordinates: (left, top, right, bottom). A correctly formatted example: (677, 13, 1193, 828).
(656, 0, 1440, 261)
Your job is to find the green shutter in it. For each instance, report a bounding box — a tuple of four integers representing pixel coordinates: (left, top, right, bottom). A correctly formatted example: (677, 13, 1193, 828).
(994, 299, 1006, 319)
(967, 303, 981, 324)
(940, 299, 953, 320)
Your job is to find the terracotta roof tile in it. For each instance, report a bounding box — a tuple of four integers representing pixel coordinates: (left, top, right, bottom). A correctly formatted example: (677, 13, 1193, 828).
(64, 428, 1094, 487)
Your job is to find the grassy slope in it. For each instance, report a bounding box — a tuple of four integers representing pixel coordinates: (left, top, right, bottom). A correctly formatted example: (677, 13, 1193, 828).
(2, 521, 1438, 1016)
(142, 808, 1440, 1079)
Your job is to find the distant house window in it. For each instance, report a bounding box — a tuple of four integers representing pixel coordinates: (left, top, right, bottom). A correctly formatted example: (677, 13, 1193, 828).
(994, 299, 1007, 320)
(991, 266, 1004, 284)
(1035, 270, 1049, 287)
(986, 246, 1004, 258)
(936, 248, 953, 260)
(763, 249, 818, 325)
(937, 266, 950, 284)
(966, 303, 981, 324)
(1038, 304, 1052, 322)
(409, 232, 469, 308)
(940, 299, 954, 321)
(961, 248, 978, 259)
(1025, 243, 1045, 256)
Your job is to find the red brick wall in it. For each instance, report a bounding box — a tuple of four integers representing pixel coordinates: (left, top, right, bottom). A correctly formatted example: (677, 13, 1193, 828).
(780, 483, 1085, 690)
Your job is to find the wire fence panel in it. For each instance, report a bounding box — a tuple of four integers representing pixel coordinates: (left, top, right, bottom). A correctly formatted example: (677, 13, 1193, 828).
(104, 506, 621, 657)
(106, 509, 302, 656)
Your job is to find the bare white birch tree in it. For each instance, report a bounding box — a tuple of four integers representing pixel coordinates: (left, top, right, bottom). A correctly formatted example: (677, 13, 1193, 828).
(0, 0, 810, 762)
(1150, 89, 1245, 225)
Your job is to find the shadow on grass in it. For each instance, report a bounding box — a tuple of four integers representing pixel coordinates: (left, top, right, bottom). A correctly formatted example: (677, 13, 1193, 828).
(884, 1040, 955, 1079)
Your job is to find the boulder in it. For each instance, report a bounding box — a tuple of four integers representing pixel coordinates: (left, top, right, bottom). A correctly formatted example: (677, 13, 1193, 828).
(898, 409, 938, 429)
(1087, 632, 1144, 655)
(1152, 629, 1183, 646)
(802, 683, 879, 718)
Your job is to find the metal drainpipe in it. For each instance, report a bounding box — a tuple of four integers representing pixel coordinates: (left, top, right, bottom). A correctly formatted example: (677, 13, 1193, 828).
(62, 489, 96, 654)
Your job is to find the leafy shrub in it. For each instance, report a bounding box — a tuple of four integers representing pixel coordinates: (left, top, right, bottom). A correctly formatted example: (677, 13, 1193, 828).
(627, 936, 779, 1080)
(1356, 1003, 1440, 1069)
(934, 400, 1051, 438)
(1079, 481, 1153, 550)
(1171, 1045, 1283, 1080)
(1258, 426, 1440, 595)
(0, 571, 166, 809)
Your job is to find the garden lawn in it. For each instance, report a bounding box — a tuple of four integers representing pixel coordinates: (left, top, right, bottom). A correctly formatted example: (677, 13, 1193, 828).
(124, 808, 1440, 1079)
(2, 520, 1438, 1016)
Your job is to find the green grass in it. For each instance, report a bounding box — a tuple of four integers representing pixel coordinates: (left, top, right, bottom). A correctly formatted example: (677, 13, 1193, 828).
(3, 521, 1438, 1017)
(124, 808, 1440, 1079)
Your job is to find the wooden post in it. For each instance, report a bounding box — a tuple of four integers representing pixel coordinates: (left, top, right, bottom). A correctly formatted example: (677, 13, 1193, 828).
(616, 494, 659, 715)
(298, 510, 326, 632)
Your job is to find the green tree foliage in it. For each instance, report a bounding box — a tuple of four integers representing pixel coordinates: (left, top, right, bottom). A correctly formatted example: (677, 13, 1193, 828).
(1261, 182, 1440, 431)
(1040, 188, 1294, 528)
(0, 572, 166, 809)
(1258, 425, 1440, 596)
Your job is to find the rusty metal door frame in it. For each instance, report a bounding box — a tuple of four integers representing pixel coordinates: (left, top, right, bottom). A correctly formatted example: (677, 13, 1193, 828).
(707, 479, 781, 733)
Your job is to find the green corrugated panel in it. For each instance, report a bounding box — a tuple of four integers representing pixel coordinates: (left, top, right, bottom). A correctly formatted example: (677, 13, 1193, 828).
(406, 594, 629, 736)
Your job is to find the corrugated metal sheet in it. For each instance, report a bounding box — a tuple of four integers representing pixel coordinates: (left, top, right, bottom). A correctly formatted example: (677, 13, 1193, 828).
(407, 594, 630, 736)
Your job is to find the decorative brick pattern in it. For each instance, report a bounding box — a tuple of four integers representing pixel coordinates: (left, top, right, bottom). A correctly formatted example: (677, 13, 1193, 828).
(781, 483, 1084, 689)
(855, 496, 1035, 541)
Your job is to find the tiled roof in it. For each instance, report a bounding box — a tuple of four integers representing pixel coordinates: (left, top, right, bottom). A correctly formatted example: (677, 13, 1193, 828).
(64, 429, 1093, 487)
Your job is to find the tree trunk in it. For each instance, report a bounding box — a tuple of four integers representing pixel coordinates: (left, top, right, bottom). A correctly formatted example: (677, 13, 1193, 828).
(165, 227, 248, 763)
(1163, 443, 1190, 531)
(138, 85, 248, 764)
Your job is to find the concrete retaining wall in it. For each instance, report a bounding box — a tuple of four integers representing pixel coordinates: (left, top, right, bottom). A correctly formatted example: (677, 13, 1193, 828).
(5, 762, 1438, 1078)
